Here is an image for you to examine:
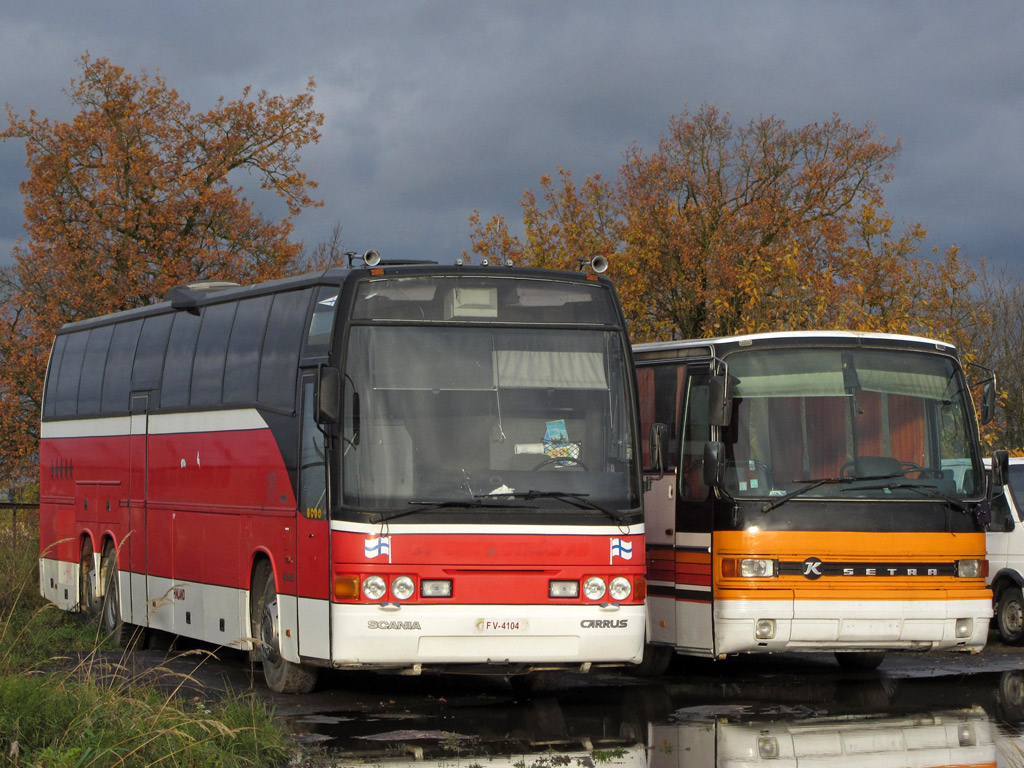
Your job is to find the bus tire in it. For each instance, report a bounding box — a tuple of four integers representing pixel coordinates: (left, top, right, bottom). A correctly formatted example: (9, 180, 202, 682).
(99, 543, 142, 648)
(997, 586, 1024, 645)
(834, 650, 885, 670)
(79, 539, 98, 617)
(628, 643, 674, 677)
(251, 560, 317, 694)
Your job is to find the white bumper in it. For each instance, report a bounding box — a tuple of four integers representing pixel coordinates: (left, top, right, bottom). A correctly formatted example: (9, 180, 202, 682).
(715, 598, 992, 655)
(329, 602, 646, 666)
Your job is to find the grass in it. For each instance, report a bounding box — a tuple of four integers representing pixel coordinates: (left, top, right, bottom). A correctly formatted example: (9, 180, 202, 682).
(0, 520, 294, 767)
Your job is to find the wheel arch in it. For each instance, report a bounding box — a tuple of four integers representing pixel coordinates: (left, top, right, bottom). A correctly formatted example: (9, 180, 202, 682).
(991, 569, 1024, 602)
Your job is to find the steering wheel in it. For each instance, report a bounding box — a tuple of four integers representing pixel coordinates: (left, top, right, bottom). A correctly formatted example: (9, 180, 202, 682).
(532, 456, 588, 471)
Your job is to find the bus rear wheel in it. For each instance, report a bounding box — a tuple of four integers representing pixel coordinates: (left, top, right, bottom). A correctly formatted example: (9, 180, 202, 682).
(79, 540, 98, 617)
(251, 561, 317, 694)
(834, 650, 885, 670)
(99, 543, 142, 648)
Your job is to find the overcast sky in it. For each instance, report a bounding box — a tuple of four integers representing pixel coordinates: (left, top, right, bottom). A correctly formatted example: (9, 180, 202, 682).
(1, 1, 1021, 280)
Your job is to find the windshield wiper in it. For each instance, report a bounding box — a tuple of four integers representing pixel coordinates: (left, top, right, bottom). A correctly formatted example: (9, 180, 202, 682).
(479, 490, 633, 526)
(842, 481, 969, 513)
(761, 477, 847, 513)
(371, 498, 510, 524)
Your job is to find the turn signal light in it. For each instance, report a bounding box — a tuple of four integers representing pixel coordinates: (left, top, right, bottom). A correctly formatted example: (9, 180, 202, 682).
(333, 576, 359, 600)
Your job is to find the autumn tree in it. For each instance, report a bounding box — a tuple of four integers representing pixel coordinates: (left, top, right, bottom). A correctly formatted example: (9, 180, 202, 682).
(469, 105, 983, 343)
(0, 54, 324, 481)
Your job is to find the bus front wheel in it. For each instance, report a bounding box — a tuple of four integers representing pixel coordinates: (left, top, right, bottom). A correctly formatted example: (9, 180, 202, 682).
(997, 586, 1024, 645)
(251, 560, 317, 694)
(628, 643, 674, 677)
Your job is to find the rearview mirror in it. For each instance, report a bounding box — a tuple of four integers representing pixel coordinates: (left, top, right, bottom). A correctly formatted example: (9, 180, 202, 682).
(708, 375, 732, 427)
(316, 366, 341, 425)
(703, 441, 724, 488)
(649, 423, 669, 478)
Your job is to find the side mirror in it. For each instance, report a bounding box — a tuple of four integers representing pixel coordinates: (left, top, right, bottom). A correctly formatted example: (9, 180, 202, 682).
(981, 379, 997, 425)
(649, 423, 669, 478)
(708, 375, 732, 427)
(316, 366, 341, 425)
(703, 441, 724, 488)
(992, 449, 1010, 488)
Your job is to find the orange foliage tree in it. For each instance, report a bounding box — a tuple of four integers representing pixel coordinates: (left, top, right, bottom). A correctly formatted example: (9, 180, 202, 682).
(0, 54, 324, 482)
(469, 105, 982, 345)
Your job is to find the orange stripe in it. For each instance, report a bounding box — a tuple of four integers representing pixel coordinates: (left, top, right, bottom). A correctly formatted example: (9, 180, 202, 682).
(714, 529, 985, 559)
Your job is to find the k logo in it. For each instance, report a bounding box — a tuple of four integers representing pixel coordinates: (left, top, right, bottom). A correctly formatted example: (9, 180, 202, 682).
(802, 557, 824, 580)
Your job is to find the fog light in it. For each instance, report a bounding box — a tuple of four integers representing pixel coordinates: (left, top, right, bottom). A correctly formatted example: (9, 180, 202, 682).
(958, 723, 976, 747)
(421, 579, 452, 598)
(362, 575, 386, 601)
(549, 580, 579, 598)
(755, 619, 776, 639)
(757, 736, 779, 759)
(740, 558, 776, 578)
(583, 576, 607, 600)
(609, 576, 632, 601)
(391, 576, 415, 600)
(955, 618, 973, 638)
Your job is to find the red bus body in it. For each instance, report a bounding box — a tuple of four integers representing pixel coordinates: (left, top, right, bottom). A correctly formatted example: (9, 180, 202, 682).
(39, 264, 645, 691)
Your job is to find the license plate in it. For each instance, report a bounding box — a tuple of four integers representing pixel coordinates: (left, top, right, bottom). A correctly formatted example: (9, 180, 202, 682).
(475, 618, 528, 633)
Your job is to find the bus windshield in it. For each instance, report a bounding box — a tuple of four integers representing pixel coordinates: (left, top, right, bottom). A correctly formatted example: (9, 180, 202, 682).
(720, 346, 983, 502)
(339, 324, 637, 513)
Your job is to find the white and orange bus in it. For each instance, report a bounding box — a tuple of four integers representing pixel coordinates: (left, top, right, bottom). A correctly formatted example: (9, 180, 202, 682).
(38, 256, 646, 692)
(633, 331, 1004, 673)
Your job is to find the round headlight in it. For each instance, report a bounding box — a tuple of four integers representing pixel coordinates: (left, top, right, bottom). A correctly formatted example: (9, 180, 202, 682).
(583, 576, 607, 600)
(362, 575, 386, 600)
(392, 576, 415, 600)
(609, 576, 631, 601)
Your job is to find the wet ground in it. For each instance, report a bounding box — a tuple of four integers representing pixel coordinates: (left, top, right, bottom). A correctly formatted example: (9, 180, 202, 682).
(111, 631, 1024, 767)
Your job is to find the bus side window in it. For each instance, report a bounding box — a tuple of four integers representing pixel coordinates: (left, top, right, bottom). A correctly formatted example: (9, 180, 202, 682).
(224, 296, 273, 405)
(132, 314, 173, 400)
(679, 371, 711, 501)
(101, 320, 143, 413)
(260, 289, 313, 410)
(162, 311, 201, 408)
(54, 331, 88, 417)
(78, 325, 113, 416)
(190, 302, 237, 407)
(638, 363, 685, 471)
(43, 334, 68, 420)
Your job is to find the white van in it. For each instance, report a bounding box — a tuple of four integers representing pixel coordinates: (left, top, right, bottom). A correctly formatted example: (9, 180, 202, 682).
(986, 456, 1024, 643)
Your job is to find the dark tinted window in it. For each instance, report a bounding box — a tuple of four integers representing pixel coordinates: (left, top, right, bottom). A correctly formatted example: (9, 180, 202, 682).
(78, 325, 114, 416)
(191, 302, 237, 407)
(305, 286, 339, 358)
(132, 314, 173, 393)
(259, 289, 313, 409)
(161, 311, 201, 408)
(54, 331, 88, 417)
(43, 335, 68, 419)
(223, 295, 272, 404)
(101, 320, 143, 413)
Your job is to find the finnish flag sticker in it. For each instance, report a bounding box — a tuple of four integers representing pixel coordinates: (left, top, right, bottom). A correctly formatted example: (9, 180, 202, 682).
(610, 537, 633, 563)
(365, 536, 391, 561)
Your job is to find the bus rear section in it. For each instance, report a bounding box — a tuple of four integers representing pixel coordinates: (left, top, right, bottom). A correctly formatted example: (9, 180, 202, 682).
(38, 263, 646, 692)
(634, 331, 999, 672)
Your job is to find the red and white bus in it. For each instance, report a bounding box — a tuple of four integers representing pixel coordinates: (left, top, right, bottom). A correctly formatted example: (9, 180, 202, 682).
(633, 331, 1003, 673)
(38, 258, 646, 692)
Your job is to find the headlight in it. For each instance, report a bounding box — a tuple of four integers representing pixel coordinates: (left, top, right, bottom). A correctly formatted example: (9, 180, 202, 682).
(956, 559, 984, 578)
(362, 575, 386, 600)
(583, 576, 607, 600)
(740, 558, 776, 578)
(391, 576, 415, 600)
(609, 576, 632, 601)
